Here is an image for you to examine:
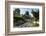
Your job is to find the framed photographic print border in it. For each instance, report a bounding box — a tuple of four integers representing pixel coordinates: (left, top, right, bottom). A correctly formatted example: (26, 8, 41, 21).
(5, 1, 45, 36)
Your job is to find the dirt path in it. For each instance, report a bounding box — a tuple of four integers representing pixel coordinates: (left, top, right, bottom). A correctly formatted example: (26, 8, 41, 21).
(18, 21, 33, 27)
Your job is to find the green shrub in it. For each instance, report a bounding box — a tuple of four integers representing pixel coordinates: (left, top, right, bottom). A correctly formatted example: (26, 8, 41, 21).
(35, 23, 39, 27)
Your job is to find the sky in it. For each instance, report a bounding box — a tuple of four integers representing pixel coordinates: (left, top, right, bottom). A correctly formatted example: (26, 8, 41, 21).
(20, 8, 32, 15)
(13, 8, 39, 15)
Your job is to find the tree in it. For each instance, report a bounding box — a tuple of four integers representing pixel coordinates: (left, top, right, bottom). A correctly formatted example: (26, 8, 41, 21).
(25, 11, 29, 15)
(14, 8, 20, 14)
(23, 11, 31, 19)
(31, 9, 39, 21)
(13, 8, 20, 16)
(13, 8, 20, 25)
(31, 9, 39, 26)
